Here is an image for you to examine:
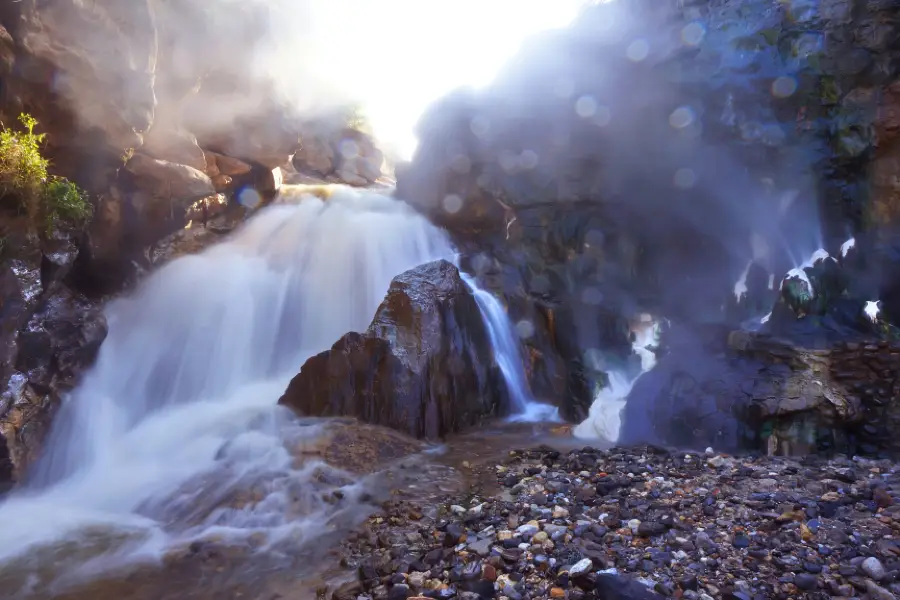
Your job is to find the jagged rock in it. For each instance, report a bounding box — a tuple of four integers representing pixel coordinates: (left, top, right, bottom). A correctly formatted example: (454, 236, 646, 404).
(279, 260, 509, 439)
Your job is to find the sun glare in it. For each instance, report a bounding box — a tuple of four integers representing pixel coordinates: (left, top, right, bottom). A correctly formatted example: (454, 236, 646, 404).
(292, 0, 589, 159)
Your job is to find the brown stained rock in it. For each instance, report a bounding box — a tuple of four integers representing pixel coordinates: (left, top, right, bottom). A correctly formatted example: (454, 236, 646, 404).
(279, 260, 509, 440)
(206, 152, 252, 178)
(10, 0, 158, 158)
(872, 82, 900, 226)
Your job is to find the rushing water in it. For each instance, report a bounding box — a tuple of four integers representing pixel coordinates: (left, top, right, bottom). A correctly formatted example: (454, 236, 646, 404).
(573, 316, 660, 442)
(0, 186, 554, 592)
(461, 274, 560, 423)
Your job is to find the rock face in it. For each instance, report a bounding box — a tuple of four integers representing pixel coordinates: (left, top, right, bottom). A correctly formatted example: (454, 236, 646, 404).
(292, 127, 385, 186)
(0, 2, 389, 296)
(0, 217, 106, 486)
(396, 0, 900, 425)
(620, 323, 900, 457)
(279, 260, 509, 439)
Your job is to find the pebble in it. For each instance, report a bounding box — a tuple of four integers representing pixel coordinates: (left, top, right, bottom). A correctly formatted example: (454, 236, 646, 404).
(339, 445, 900, 600)
(863, 556, 887, 581)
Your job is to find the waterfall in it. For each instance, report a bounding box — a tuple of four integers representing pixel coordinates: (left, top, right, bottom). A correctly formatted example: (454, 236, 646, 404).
(460, 274, 560, 422)
(573, 316, 660, 442)
(0, 187, 455, 565)
(0, 185, 555, 579)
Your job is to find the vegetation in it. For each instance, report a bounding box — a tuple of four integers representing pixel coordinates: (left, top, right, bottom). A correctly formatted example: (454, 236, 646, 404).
(0, 113, 91, 234)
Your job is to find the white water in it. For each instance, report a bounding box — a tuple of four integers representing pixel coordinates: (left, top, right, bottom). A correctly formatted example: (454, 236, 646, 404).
(460, 274, 560, 423)
(0, 187, 457, 570)
(0, 185, 557, 582)
(573, 316, 660, 442)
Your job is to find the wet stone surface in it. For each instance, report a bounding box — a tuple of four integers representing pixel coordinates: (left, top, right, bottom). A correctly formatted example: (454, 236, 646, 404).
(337, 444, 900, 600)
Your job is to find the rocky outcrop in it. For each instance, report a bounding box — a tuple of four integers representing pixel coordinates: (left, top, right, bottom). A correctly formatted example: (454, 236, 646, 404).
(279, 260, 509, 439)
(0, 216, 106, 486)
(619, 323, 900, 457)
(396, 0, 900, 422)
(0, 1, 392, 296)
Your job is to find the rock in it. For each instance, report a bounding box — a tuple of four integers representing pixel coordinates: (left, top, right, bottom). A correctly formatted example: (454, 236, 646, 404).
(863, 556, 887, 581)
(569, 558, 593, 577)
(0, 287, 106, 481)
(279, 260, 509, 439)
(1, 0, 157, 179)
(125, 154, 216, 203)
(617, 322, 900, 455)
(866, 580, 898, 600)
(206, 152, 253, 177)
(595, 573, 664, 599)
(393, 0, 900, 429)
(141, 126, 207, 173)
(793, 573, 817, 591)
(294, 134, 335, 175)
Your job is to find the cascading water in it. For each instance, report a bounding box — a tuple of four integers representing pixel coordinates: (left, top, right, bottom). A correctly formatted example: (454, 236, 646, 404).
(460, 274, 560, 422)
(0, 185, 556, 592)
(0, 187, 456, 574)
(573, 315, 660, 442)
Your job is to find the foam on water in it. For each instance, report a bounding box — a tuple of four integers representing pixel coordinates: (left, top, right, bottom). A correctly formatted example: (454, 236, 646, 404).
(573, 316, 660, 442)
(0, 187, 455, 570)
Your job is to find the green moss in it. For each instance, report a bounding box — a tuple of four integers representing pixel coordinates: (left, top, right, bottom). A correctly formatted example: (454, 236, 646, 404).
(0, 113, 91, 234)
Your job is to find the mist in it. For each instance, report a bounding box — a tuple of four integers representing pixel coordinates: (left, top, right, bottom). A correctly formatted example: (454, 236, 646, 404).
(402, 0, 836, 326)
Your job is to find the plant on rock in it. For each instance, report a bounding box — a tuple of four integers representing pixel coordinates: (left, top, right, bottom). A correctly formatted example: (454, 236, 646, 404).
(0, 113, 91, 233)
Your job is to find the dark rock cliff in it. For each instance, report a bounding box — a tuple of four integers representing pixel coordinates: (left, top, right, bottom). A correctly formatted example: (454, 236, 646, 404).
(396, 0, 900, 440)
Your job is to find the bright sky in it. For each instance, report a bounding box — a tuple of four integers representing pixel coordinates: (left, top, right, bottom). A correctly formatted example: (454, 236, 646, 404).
(273, 0, 590, 158)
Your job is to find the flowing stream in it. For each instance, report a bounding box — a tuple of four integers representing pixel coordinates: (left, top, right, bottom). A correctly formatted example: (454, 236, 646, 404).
(0, 186, 553, 594)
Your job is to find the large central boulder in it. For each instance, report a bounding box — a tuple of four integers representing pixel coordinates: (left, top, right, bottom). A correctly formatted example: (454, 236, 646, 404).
(278, 260, 509, 439)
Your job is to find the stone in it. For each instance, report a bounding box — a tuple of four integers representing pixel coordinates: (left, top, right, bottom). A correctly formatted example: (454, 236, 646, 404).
(141, 126, 207, 172)
(125, 154, 216, 202)
(279, 260, 509, 439)
(862, 556, 886, 581)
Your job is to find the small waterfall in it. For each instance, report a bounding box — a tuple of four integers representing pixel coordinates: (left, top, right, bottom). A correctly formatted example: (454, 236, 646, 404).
(460, 274, 560, 422)
(573, 316, 660, 442)
(0, 187, 455, 567)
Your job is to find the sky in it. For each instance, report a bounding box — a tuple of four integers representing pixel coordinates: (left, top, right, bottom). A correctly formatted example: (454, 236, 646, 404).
(268, 0, 591, 158)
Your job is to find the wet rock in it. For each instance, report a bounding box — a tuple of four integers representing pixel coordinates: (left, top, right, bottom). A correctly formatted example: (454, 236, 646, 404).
(863, 556, 887, 581)
(595, 573, 664, 599)
(280, 260, 508, 439)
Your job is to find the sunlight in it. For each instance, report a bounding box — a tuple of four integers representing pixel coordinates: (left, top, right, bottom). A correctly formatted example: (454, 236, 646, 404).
(279, 0, 589, 159)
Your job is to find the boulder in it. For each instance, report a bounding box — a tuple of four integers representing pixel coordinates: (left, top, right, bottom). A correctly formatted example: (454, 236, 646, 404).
(279, 260, 509, 439)
(206, 152, 252, 178)
(293, 134, 335, 176)
(140, 127, 207, 173)
(1, 288, 107, 481)
(124, 154, 216, 202)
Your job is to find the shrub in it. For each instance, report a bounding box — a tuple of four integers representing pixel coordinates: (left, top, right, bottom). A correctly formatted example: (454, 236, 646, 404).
(0, 113, 91, 233)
